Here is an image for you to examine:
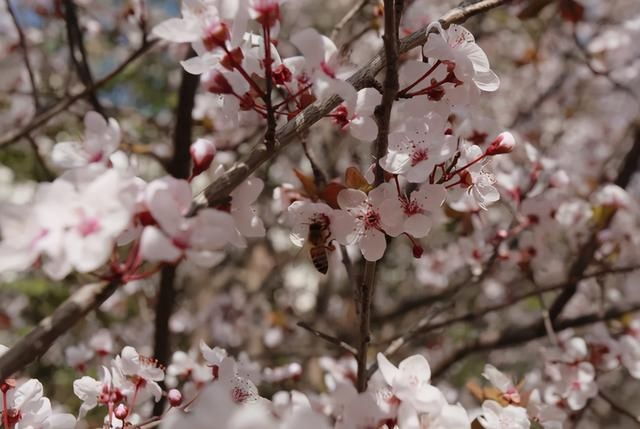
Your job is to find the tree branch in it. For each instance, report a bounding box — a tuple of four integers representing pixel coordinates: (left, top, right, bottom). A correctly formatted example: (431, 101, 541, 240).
(62, 0, 104, 115)
(548, 125, 640, 322)
(152, 50, 199, 416)
(0, 281, 119, 381)
(355, 0, 403, 393)
(330, 0, 371, 41)
(431, 303, 640, 379)
(368, 265, 640, 377)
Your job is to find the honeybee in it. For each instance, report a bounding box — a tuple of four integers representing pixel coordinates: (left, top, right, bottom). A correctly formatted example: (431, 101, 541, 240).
(307, 216, 335, 274)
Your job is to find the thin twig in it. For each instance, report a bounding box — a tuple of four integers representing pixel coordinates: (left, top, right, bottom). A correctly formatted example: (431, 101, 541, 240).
(548, 125, 640, 322)
(373, 265, 640, 369)
(599, 391, 640, 427)
(431, 303, 640, 379)
(262, 24, 277, 151)
(5, 0, 40, 110)
(63, 0, 104, 114)
(331, 0, 371, 40)
(25, 135, 55, 181)
(0, 39, 158, 148)
(296, 321, 358, 355)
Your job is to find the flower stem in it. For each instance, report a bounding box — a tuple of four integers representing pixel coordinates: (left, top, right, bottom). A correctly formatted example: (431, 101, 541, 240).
(399, 59, 441, 95)
(447, 154, 486, 178)
(2, 389, 10, 429)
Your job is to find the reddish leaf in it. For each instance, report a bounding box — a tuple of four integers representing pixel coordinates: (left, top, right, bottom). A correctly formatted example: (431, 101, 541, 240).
(344, 166, 370, 191)
(293, 168, 318, 198)
(321, 182, 346, 209)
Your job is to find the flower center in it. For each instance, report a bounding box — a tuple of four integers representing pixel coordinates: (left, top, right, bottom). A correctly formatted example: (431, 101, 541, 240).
(362, 208, 381, 230)
(401, 197, 422, 216)
(411, 148, 429, 166)
(78, 216, 101, 237)
(99, 385, 124, 405)
(89, 151, 104, 163)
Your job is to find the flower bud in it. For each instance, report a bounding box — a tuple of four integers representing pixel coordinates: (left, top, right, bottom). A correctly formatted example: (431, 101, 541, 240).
(202, 21, 229, 51)
(252, 0, 280, 27)
(1, 379, 16, 393)
(485, 132, 516, 156)
(190, 138, 216, 177)
(412, 244, 424, 258)
(220, 47, 244, 70)
(205, 71, 233, 95)
(168, 388, 183, 407)
(272, 64, 292, 85)
(114, 403, 128, 420)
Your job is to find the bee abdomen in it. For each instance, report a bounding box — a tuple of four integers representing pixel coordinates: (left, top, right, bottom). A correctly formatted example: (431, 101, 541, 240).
(309, 246, 329, 274)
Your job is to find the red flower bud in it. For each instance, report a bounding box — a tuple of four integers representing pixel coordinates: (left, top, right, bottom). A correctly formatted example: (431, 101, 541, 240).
(252, 1, 280, 27)
(202, 21, 229, 51)
(272, 64, 292, 85)
(485, 132, 516, 156)
(114, 403, 128, 420)
(220, 47, 244, 71)
(168, 388, 183, 407)
(190, 138, 216, 177)
(412, 244, 424, 258)
(205, 70, 233, 95)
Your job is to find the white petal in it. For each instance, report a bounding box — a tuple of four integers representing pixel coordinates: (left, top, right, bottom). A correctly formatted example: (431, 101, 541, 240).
(65, 231, 112, 273)
(376, 353, 399, 386)
(232, 177, 264, 205)
(51, 142, 87, 169)
(140, 226, 182, 263)
(337, 189, 367, 210)
(181, 55, 219, 75)
(482, 364, 513, 393)
(406, 163, 431, 183)
(460, 41, 490, 72)
(398, 354, 431, 383)
(379, 151, 410, 175)
(360, 229, 386, 261)
(349, 116, 378, 142)
(152, 18, 200, 43)
(414, 184, 447, 211)
(291, 28, 326, 68)
(331, 211, 359, 245)
(474, 69, 500, 92)
(355, 88, 381, 116)
(404, 214, 432, 238)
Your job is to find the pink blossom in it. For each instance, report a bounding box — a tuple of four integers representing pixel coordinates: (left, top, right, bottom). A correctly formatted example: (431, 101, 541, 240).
(380, 113, 456, 183)
(333, 184, 399, 261)
(51, 111, 121, 169)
